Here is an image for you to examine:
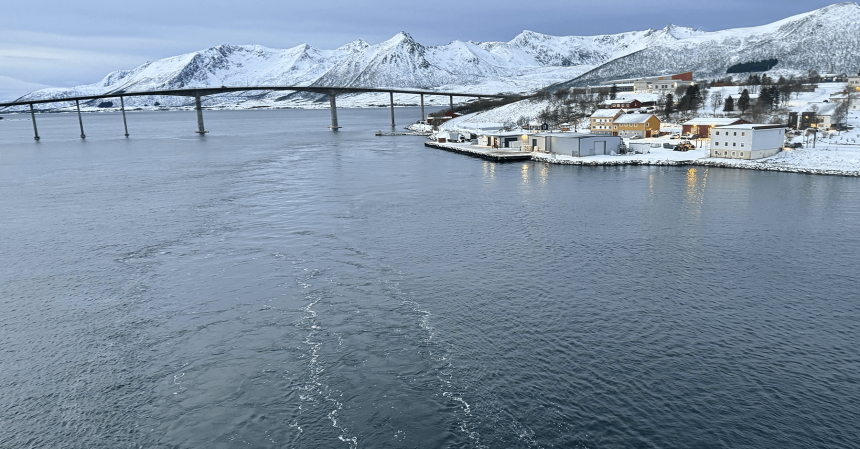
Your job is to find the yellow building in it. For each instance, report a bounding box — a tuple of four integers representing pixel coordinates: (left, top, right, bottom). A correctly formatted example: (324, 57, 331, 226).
(612, 114, 661, 138)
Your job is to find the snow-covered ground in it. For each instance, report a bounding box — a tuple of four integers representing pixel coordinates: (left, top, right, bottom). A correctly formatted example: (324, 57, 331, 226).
(435, 97, 860, 176)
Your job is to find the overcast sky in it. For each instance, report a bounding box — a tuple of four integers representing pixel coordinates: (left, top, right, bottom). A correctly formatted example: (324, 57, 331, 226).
(0, 0, 848, 100)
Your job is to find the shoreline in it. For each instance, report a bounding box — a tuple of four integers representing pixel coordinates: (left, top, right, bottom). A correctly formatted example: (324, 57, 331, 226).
(423, 141, 860, 177)
(530, 153, 860, 177)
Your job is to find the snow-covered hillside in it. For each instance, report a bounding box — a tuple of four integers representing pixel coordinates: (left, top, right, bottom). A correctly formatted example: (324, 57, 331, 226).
(6, 2, 860, 111)
(553, 2, 860, 90)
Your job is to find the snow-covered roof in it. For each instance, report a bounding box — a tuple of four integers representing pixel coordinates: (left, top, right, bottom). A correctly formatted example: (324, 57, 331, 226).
(716, 124, 784, 130)
(682, 118, 745, 125)
(796, 101, 839, 116)
(534, 132, 612, 138)
(615, 93, 659, 102)
(478, 131, 524, 137)
(604, 98, 641, 104)
(590, 109, 621, 118)
(613, 113, 656, 124)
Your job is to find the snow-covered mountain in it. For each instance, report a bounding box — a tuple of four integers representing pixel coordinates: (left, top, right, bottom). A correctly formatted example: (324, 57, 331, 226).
(553, 2, 860, 90)
(8, 2, 860, 110)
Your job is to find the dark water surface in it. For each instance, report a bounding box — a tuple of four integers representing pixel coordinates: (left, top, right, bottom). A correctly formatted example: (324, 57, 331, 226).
(1, 108, 859, 448)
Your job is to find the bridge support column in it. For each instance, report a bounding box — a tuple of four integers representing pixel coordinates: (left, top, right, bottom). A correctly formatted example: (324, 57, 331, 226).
(449, 95, 454, 114)
(76, 100, 86, 139)
(389, 92, 395, 127)
(420, 94, 425, 124)
(120, 96, 129, 137)
(195, 95, 207, 134)
(328, 94, 341, 130)
(30, 104, 40, 141)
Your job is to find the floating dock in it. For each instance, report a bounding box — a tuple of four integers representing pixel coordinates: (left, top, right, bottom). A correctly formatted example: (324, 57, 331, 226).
(424, 141, 533, 163)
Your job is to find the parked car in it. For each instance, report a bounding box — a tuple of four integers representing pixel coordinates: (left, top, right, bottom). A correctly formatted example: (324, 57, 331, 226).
(629, 135, 641, 140)
(663, 142, 674, 149)
(670, 133, 681, 139)
(784, 142, 803, 149)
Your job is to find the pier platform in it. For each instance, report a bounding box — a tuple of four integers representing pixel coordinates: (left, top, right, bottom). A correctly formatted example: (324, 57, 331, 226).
(424, 141, 533, 163)
(375, 131, 430, 136)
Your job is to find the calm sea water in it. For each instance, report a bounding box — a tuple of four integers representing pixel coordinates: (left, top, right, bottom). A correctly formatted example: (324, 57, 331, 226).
(1, 107, 859, 448)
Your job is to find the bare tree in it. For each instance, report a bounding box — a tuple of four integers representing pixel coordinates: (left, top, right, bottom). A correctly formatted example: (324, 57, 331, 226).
(832, 101, 849, 133)
(710, 90, 724, 115)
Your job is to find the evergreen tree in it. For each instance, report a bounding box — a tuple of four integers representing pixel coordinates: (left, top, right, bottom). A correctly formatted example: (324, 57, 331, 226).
(737, 89, 751, 114)
(724, 96, 735, 112)
(664, 94, 674, 117)
(610, 84, 618, 100)
(758, 87, 773, 111)
(689, 84, 702, 110)
(769, 86, 780, 109)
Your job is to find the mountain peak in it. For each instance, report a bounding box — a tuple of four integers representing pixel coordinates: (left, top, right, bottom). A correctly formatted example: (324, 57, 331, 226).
(390, 31, 415, 42)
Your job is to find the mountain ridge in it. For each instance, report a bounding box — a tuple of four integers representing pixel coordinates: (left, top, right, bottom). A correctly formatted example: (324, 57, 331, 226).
(6, 2, 860, 109)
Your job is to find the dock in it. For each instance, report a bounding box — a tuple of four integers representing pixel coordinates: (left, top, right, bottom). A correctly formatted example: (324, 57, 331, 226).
(424, 141, 533, 163)
(375, 131, 430, 136)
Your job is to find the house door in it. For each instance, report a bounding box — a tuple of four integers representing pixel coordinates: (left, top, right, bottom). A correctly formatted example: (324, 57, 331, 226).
(595, 141, 606, 155)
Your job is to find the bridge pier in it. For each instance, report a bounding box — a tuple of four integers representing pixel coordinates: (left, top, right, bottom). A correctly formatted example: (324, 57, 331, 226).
(389, 92, 395, 127)
(76, 100, 85, 139)
(120, 96, 129, 137)
(29, 104, 40, 141)
(420, 94, 425, 124)
(195, 94, 207, 134)
(328, 94, 341, 130)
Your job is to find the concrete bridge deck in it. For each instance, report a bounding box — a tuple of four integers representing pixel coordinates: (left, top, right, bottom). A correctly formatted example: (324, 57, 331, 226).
(0, 85, 524, 140)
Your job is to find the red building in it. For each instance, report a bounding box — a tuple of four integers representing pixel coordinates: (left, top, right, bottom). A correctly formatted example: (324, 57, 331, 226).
(605, 99, 643, 109)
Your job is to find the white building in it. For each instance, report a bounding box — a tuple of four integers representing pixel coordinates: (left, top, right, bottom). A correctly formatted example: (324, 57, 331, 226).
(847, 75, 860, 92)
(633, 78, 695, 95)
(530, 133, 623, 157)
(830, 92, 860, 111)
(710, 124, 784, 160)
(476, 131, 528, 149)
(793, 102, 839, 130)
(599, 72, 696, 95)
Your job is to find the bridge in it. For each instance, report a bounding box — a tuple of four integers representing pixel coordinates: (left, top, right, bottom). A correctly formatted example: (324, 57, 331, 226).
(0, 86, 523, 140)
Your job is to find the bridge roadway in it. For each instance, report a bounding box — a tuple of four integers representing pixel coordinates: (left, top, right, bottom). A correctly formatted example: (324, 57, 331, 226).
(0, 86, 523, 140)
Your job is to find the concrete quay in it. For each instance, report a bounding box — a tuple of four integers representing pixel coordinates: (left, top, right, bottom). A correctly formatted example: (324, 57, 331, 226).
(424, 141, 533, 162)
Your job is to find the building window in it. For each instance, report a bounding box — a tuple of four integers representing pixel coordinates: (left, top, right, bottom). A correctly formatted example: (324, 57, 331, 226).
(732, 152, 736, 156)
(740, 152, 744, 157)
(715, 142, 719, 146)
(741, 143, 744, 147)
(733, 142, 737, 147)
(715, 131, 720, 136)
(741, 132, 745, 136)
(733, 132, 737, 136)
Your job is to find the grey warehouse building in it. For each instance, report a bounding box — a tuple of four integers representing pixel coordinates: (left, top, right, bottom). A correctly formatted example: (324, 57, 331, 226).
(531, 133, 623, 157)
